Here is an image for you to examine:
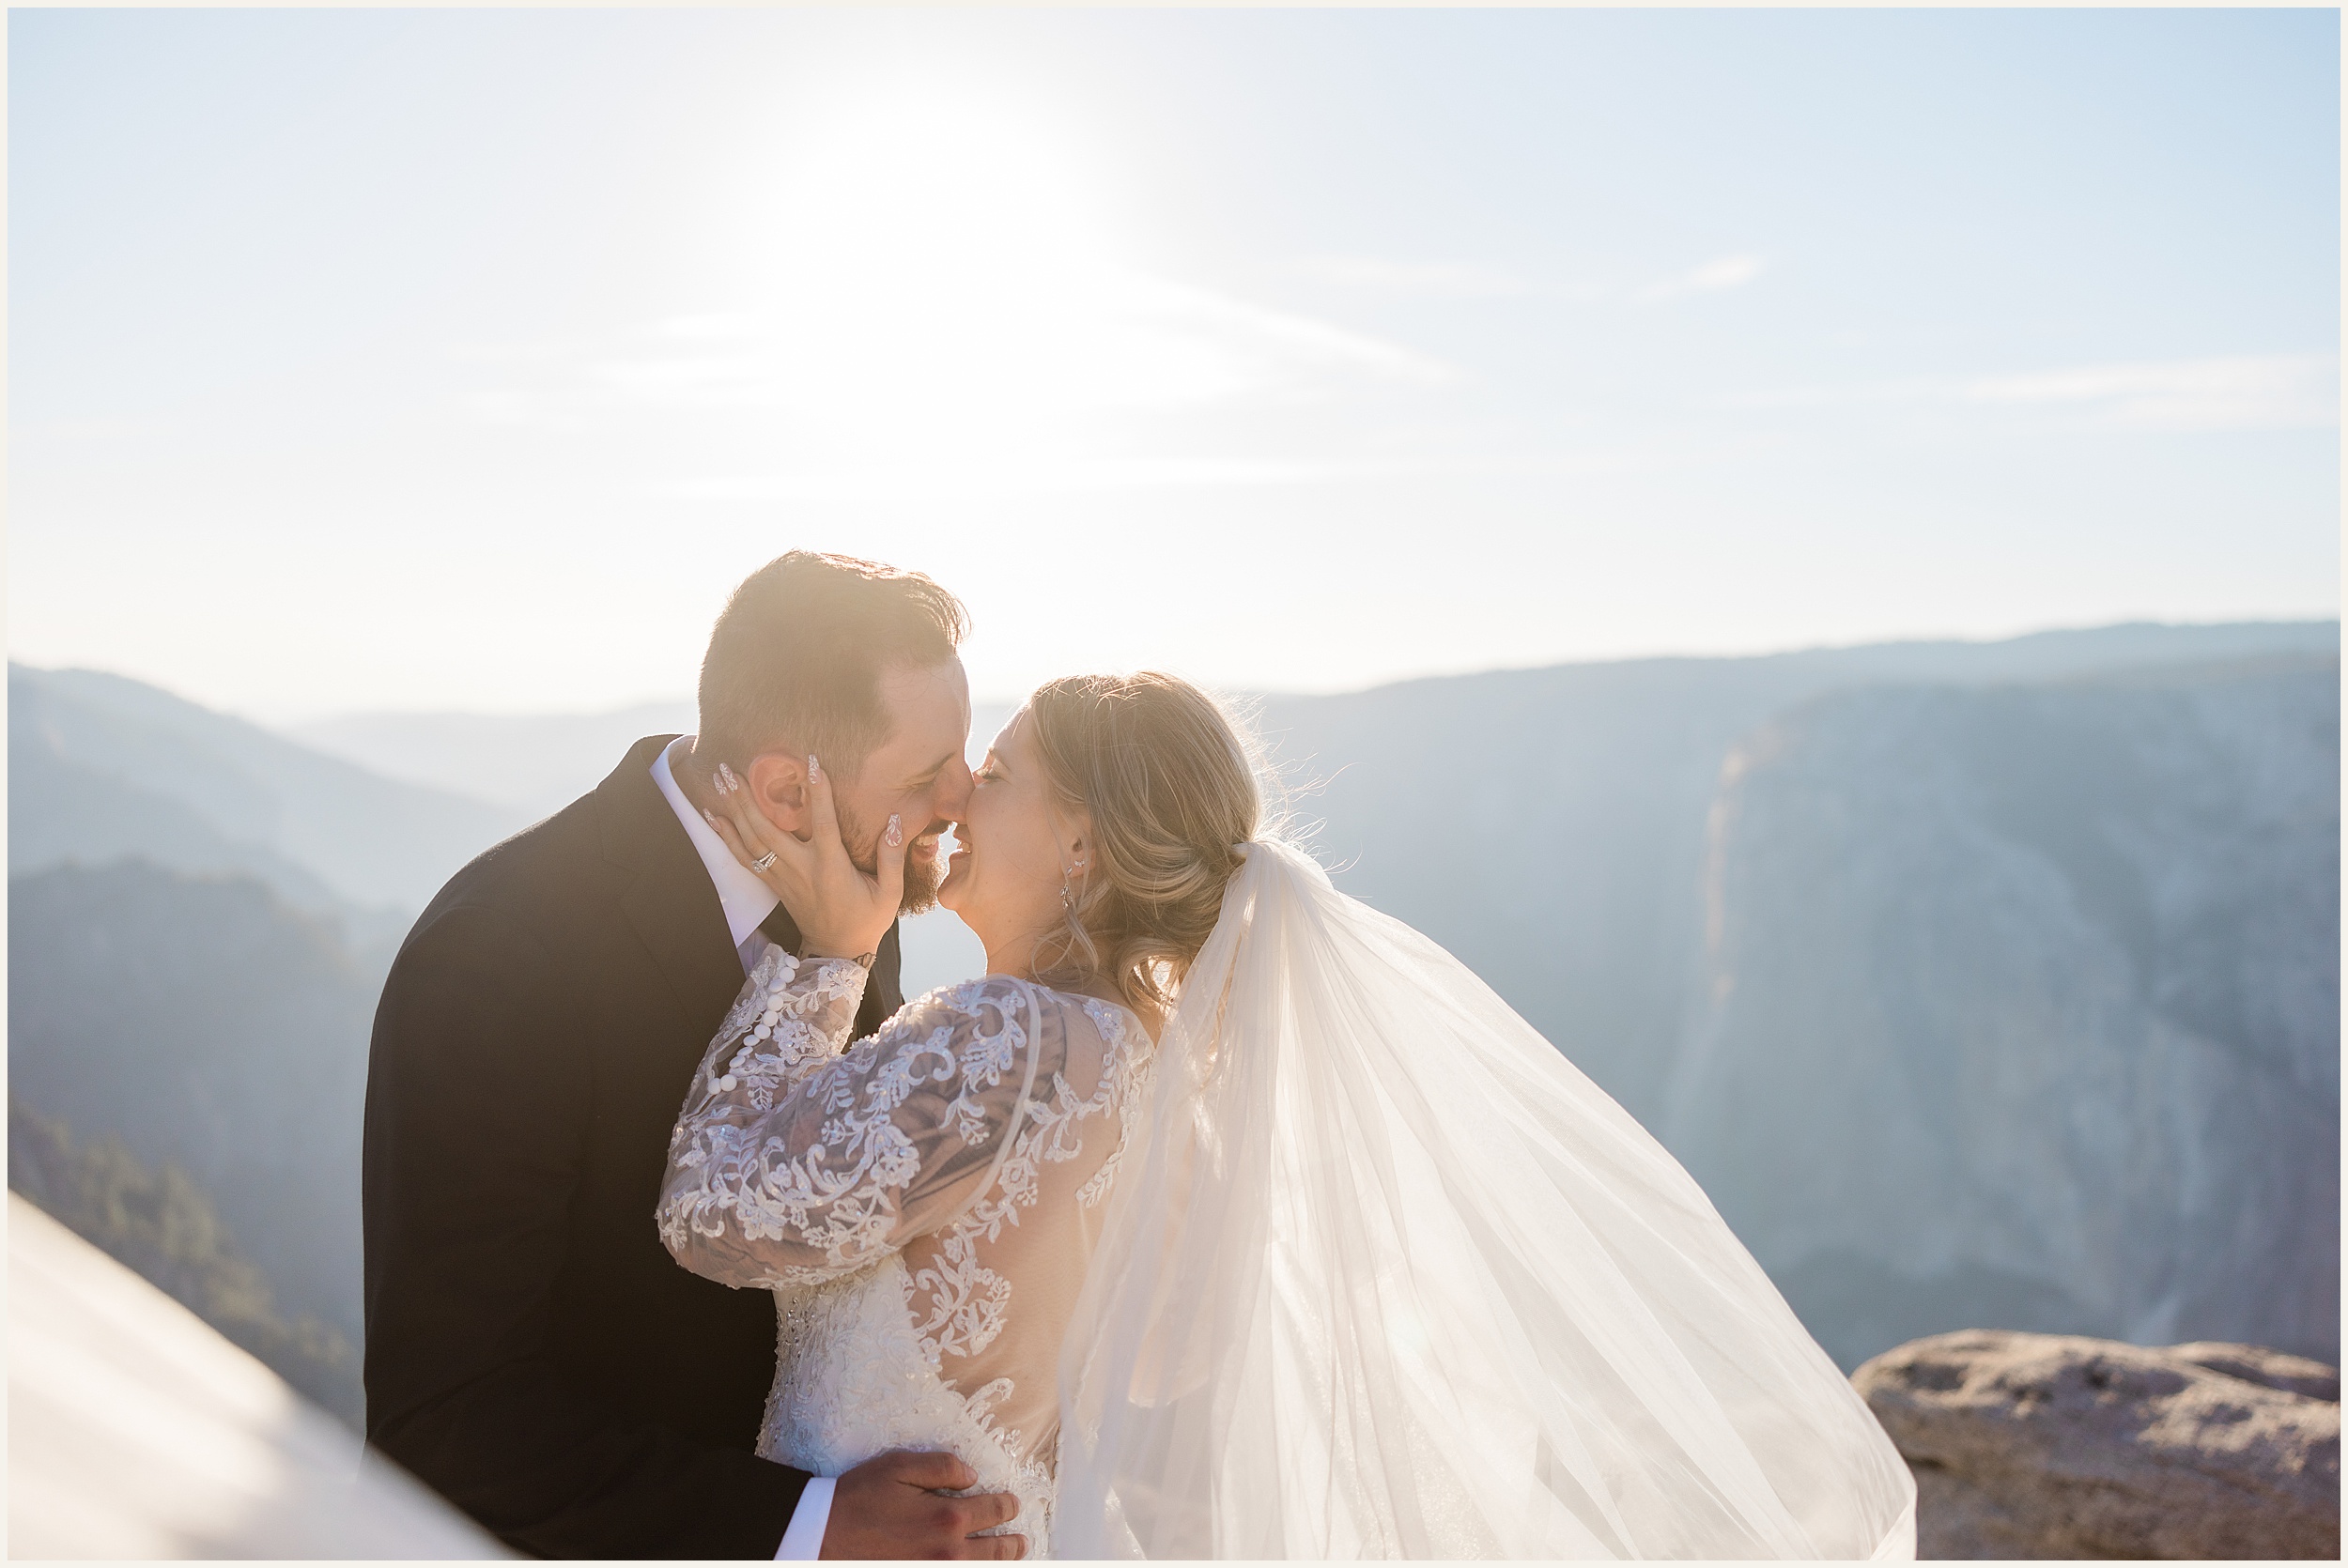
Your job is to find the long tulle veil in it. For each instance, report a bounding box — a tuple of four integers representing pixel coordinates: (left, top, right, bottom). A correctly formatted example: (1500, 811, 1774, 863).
(1053, 838, 1916, 1559)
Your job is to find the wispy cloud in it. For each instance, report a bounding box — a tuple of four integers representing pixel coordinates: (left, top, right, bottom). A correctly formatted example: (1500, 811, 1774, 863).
(1712, 377, 1939, 413)
(459, 267, 1446, 434)
(1724, 353, 2339, 434)
(448, 261, 1454, 500)
(642, 439, 1722, 505)
(1963, 353, 2339, 431)
(8, 417, 147, 444)
(653, 455, 1386, 504)
(1291, 255, 1530, 298)
(1636, 254, 1767, 303)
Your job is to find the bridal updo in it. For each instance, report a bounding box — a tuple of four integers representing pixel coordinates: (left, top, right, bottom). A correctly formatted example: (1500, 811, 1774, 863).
(1026, 672, 1261, 1018)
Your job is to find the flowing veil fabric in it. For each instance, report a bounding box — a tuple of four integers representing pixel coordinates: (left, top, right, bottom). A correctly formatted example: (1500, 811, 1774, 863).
(1054, 839, 1916, 1559)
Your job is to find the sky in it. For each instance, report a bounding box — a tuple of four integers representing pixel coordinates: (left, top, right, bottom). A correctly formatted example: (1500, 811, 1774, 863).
(9, 8, 2340, 723)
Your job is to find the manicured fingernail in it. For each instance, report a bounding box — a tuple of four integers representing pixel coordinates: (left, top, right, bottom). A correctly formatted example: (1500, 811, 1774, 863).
(702, 808, 717, 823)
(887, 814, 903, 846)
(718, 762, 737, 792)
(808, 754, 820, 778)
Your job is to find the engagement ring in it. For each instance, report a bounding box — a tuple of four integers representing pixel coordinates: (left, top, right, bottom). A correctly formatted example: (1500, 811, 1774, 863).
(749, 851, 777, 872)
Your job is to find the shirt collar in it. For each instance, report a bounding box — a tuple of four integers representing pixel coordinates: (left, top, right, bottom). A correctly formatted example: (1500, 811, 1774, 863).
(651, 737, 780, 952)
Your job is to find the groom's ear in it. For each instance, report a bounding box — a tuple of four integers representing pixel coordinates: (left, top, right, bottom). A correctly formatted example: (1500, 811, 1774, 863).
(744, 752, 812, 836)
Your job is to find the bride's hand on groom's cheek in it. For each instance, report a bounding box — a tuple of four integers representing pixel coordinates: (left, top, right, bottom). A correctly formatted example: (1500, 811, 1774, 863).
(820, 1450, 1025, 1560)
(703, 755, 906, 961)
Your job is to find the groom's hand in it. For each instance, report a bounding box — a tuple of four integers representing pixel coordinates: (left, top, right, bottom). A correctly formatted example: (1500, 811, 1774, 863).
(820, 1450, 1024, 1560)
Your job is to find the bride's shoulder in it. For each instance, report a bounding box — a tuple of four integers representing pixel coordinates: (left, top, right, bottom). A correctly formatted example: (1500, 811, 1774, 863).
(885, 972, 1029, 1035)
(1034, 984, 1156, 1071)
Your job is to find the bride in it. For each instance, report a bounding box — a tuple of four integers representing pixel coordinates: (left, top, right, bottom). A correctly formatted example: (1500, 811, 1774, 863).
(657, 672, 1916, 1559)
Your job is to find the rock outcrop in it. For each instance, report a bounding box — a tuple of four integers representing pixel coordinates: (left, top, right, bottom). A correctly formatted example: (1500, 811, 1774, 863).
(1666, 658, 2339, 1367)
(1854, 1329, 2340, 1559)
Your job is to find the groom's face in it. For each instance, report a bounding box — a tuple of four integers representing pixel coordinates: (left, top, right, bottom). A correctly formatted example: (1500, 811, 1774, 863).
(830, 657, 975, 914)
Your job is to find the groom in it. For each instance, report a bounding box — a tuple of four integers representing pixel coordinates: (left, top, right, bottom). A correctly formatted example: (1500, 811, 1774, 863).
(363, 552, 1023, 1558)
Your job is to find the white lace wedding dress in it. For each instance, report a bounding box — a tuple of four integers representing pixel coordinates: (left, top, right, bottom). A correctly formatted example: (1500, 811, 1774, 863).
(662, 841, 1917, 1560)
(657, 948, 1154, 1560)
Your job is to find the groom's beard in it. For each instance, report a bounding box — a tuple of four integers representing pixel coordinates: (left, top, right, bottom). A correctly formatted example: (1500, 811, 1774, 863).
(839, 807, 950, 916)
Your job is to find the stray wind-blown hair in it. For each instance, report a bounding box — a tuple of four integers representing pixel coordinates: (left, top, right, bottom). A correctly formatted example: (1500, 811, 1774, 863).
(1025, 673, 1262, 1020)
(695, 550, 968, 782)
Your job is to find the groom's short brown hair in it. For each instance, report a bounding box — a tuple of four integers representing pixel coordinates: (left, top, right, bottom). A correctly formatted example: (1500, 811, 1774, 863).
(696, 551, 968, 779)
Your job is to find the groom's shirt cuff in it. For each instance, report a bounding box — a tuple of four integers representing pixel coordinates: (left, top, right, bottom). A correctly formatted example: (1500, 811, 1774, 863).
(775, 1475, 836, 1560)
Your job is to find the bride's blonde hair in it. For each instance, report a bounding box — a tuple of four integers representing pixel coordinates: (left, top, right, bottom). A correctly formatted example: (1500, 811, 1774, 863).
(1026, 672, 1262, 1018)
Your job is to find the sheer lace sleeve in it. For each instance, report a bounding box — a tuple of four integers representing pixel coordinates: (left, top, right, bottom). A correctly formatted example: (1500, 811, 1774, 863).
(658, 974, 1042, 1292)
(709, 945, 869, 1108)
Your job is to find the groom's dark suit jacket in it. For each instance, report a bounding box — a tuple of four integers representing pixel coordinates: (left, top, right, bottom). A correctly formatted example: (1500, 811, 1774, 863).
(363, 735, 904, 1559)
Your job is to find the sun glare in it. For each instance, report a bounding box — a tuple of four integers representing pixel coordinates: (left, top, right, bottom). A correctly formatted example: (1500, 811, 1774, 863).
(746, 81, 1138, 453)
(592, 72, 1408, 493)
(774, 79, 1108, 276)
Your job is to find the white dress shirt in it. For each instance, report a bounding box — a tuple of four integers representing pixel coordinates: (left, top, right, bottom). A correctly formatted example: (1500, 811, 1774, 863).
(650, 739, 836, 1559)
(651, 738, 781, 976)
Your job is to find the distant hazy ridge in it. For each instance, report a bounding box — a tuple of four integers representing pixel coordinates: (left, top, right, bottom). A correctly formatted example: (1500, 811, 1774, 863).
(1255, 623, 2338, 1365)
(8, 621, 2337, 1428)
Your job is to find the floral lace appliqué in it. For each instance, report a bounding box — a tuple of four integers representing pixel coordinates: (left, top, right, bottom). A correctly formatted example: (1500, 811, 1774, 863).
(658, 976, 1033, 1289)
(703, 947, 867, 1112)
(904, 987, 1154, 1383)
(1075, 998, 1154, 1209)
(659, 963, 1159, 1558)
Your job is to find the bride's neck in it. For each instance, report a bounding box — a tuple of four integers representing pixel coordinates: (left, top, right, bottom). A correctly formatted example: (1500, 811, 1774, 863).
(978, 924, 1087, 995)
(980, 930, 1047, 985)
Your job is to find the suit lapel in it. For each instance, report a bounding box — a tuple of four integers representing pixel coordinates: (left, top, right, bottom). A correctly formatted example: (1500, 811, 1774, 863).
(870, 923, 905, 1024)
(596, 736, 748, 1038)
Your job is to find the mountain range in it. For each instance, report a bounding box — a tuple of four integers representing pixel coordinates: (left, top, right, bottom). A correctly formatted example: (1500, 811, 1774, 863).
(1679, 655, 2337, 1359)
(8, 618, 2336, 1432)
(1252, 624, 2337, 1363)
(290, 700, 697, 817)
(12, 664, 525, 932)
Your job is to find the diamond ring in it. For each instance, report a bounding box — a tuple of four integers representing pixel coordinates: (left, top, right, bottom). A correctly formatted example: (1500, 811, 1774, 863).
(750, 851, 777, 872)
